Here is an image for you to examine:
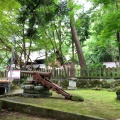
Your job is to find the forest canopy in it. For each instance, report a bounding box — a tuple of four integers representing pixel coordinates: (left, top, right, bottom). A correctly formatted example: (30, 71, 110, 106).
(0, 0, 119, 71)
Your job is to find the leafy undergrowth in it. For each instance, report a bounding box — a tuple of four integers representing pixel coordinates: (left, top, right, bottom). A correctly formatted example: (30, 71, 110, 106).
(0, 109, 56, 120)
(1, 89, 120, 120)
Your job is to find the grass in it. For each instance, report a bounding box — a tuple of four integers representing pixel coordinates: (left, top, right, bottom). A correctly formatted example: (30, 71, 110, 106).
(1, 89, 120, 120)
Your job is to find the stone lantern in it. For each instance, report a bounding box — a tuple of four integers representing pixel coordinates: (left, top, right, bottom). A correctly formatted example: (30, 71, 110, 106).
(67, 63, 77, 90)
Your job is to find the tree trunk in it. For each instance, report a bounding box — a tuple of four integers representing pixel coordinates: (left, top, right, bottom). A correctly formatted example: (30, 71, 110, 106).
(72, 38, 74, 64)
(116, 32, 120, 67)
(69, 0, 86, 68)
(70, 25, 86, 68)
(22, 23, 26, 69)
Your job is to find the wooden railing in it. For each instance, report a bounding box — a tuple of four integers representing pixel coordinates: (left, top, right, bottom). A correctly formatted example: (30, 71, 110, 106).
(1, 67, 120, 79)
(80, 67, 120, 78)
(21, 67, 71, 78)
(0, 71, 7, 78)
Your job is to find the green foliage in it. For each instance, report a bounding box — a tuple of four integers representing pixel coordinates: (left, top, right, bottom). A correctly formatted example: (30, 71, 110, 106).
(1, 0, 120, 71)
(51, 79, 58, 84)
(116, 87, 120, 100)
(76, 12, 90, 43)
(0, 0, 22, 69)
(77, 80, 89, 88)
(116, 87, 120, 95)
(101, 81, 111, 88)
(51, 79, 69, 89)
(76, 79, 120, 89)
(89, 80, 102, 87)
(17, 0, 59, 38)
(61, 80, 69, 89)
(84, 0, 120, 66)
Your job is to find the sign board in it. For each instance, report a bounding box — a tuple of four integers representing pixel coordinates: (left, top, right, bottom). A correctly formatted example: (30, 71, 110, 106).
(8, 70, 20, 79)
(11, 64, 15, 68)
(69, 80, 76, 87)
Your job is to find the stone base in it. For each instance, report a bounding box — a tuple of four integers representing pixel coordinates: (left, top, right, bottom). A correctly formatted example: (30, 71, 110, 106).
(67, 86, 77, 90)
(21, 92, 52, 98)
(68, 78, 77, 81)
(22, 83, 51, 98)
(23, 89, 49, 94)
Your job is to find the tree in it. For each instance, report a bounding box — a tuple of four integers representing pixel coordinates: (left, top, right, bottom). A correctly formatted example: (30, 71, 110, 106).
(0, 0, 21, 70)
(88, 0, 120, 66)
(69, 0, 86, 68)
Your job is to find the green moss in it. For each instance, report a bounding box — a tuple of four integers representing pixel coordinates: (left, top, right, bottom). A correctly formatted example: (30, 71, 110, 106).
(1, 89, 120, 119)
(71, 95, 84, 102)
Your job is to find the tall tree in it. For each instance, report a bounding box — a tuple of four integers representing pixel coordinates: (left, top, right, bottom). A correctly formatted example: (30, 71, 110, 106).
(0, 0, 21, 70)
(69, 0, 86, 68)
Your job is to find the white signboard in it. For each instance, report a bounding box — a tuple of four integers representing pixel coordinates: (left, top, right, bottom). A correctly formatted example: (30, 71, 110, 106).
(69, 80, 76, 87)
(8, 70, 20, 79)
(11, 64, 15, 68)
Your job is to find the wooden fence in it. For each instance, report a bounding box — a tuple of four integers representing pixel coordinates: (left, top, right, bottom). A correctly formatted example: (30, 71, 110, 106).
(0, 67, 120, 79)
(21, 67, 71, 78)
(80, 67, 120, 78)
(0, 71, 7, 78)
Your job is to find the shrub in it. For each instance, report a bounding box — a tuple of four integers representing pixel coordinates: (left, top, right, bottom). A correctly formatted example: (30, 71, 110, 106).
(101, 81, 111, 88)
(61, 80, 69, 89)
(116, 87, 120, 100)
(116, 87, 120, 96)
(77, 79, 103, 88)
(71, 95, 84, 102)
(76, 80, 89, 88)
(89, 80, 102, 87)
(114, 80, 120, 87)
(20, 78, 26, 84)
(51, 80, 58, 84)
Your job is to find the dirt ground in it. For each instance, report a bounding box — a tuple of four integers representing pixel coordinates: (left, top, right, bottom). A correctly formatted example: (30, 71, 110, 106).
(0, 109, 56, 120)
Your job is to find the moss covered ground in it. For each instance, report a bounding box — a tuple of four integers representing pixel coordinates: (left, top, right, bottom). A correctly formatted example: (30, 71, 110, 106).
(1, 89, 120, 120)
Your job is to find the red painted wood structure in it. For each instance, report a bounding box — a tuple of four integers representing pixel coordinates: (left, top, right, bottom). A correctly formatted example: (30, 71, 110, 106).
(21, 71, 72, 100)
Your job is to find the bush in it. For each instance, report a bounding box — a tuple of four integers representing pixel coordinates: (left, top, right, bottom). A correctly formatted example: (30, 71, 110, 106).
(116, 87, 120, 100)
(61, 80, 69, 89)
(76, 80, 89, 88)
(76, 79, 102, 88)
(101, 81, 111, 88)
(20, 78, 27, 84)
(116, 87, 120, 96)
(114, 80, 120, 87)
(71, 95, 84, 102)
(51, 80, 69, 89)
(89, 80, 102, 87)
(51, 80, 58, 84)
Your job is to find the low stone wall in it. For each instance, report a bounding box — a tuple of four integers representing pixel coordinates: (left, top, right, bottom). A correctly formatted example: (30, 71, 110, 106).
(1, 100, 105, 120)
(0, 100, 2, 112)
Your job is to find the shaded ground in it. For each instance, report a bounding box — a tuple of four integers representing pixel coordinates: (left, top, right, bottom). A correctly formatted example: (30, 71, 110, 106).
(0, 109, 56, 120)
(7, 86, 23, 94)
